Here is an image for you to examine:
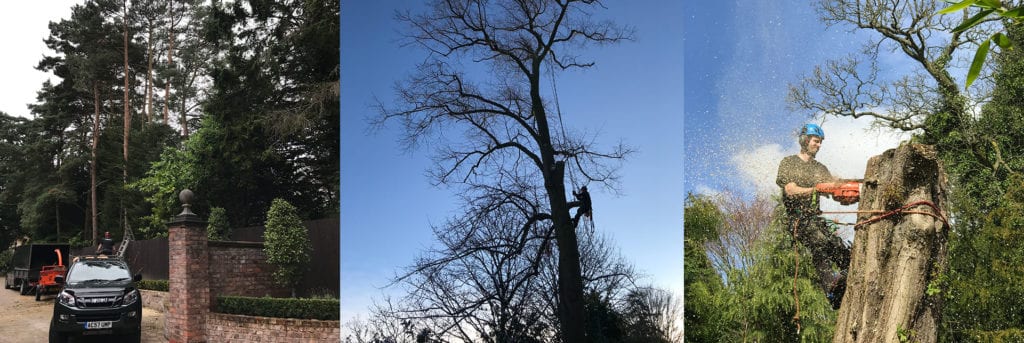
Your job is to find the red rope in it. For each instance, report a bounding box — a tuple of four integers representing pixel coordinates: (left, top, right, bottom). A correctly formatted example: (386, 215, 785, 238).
(819, 200, 950, 229)
(792, 217, 802, 335)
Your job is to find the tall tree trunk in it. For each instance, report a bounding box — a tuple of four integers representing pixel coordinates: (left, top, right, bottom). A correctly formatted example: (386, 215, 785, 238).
(180, 83, 188, 139)
(56, 145, 62, 242)
(91, 83, 100, 244)
(163, 0, 174, 127)
(145, 23, 154, 124)
(123, 0, 131, 232)
(531, 66, 587, 342)
(834, 144, 949, 343)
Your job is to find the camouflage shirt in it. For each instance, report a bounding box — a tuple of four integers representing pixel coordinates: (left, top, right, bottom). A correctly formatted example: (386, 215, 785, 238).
(776, 155, 832, 214)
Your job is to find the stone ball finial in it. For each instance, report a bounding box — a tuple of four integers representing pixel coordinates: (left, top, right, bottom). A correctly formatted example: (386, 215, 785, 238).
(178, 189, 195, 216)
(179, 189, 194, 205)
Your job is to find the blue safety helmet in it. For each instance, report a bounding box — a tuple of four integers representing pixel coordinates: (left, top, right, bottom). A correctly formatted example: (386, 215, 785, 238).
(800, 123, 824, 139)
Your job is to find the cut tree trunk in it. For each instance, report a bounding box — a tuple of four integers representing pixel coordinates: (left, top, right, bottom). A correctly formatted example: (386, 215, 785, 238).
(834, 144, 949, 343)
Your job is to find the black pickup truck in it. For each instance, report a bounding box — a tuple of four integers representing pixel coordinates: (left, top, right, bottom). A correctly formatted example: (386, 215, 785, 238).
(49, 255, 143, 343)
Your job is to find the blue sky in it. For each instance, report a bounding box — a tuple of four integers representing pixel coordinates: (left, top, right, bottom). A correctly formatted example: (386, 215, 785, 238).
(341, 1, 684, 324)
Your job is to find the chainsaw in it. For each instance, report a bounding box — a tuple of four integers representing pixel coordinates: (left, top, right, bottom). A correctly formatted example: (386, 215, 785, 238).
(815, 180, 864, 205)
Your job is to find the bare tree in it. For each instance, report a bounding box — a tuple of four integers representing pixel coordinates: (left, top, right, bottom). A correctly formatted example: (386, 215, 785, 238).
(377, 1, 633, 341)
(383, 201, 638, 342)
(343, 313, 423, 343)
(702, 191, 775, 275)
(787, 0, 1002, 143)
(621, 286, 683, 343)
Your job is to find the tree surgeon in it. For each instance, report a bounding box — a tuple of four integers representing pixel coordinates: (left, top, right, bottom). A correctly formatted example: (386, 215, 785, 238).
(776, 123, 851, 309)
(96, 231, 114, 255)
(570, 186, 592, 228)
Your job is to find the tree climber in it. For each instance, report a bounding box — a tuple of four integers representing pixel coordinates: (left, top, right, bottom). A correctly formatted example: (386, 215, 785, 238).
(776, 123, 852, 309)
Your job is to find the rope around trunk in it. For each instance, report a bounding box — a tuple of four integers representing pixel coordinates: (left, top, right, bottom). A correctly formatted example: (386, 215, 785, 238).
(820, 200, 950, 229)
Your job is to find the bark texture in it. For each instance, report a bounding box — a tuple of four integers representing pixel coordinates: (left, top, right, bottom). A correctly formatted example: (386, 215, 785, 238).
(834, 144, 948, 343)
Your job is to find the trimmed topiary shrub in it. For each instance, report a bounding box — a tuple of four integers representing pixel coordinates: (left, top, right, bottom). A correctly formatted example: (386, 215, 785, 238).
(263, 198, 311, 297)
(137, 279, 169, 291)
(215, 295, 339, 320)
(207, 207, 231, 240)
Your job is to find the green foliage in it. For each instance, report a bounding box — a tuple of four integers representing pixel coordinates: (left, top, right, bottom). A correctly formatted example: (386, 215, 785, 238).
(0, 249, 13, 274)
(938, 0, 1024, 88)
(684, 193, 723, 244)
(926, 277, 942, 297)
(683, 193, 726, 342)
(0, 1, 338, 250)
(215, 295, 339, 320)
(684, 238, 725, 342)
(263, 198, 311, 296)
(966, 328, 1024, 342)
(199, 0, 339, 227)
(206, 207, 230, 240)
(685, 195, 835, 343)
(942, 22, 1024, 342)
(721, 215, 836, 343)
(130, 120, 217, 238)
(130, 144, 196, 237)
(897, 324, 914, 342)
(137, 279, 169, 292)
(67, 234, 92, 249)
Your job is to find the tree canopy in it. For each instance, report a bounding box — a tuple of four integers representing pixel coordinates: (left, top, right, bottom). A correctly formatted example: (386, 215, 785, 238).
(0, 0, 338, 249)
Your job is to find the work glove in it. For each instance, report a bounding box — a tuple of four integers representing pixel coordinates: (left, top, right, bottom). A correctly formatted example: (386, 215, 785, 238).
(834, 195, 859, 206)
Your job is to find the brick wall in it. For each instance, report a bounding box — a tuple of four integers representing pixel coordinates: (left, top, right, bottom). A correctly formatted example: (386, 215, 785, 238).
(207, 313, 340, 343)
(208, 241, 290, 300)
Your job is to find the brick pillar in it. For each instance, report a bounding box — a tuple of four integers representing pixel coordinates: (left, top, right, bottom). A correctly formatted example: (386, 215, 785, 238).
(166, 189, 208, 343)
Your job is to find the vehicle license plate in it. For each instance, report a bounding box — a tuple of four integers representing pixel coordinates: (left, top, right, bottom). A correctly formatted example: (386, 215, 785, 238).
(85, 321, 113, 330)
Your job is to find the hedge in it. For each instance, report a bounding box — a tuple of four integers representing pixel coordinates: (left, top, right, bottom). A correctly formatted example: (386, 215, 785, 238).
(215, 296, 339, 320)
(137, 279, 169, 291)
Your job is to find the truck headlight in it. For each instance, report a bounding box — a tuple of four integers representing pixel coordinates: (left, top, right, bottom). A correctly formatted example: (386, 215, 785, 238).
(57, 290, 76, 307)
(123, 289, 139, 306)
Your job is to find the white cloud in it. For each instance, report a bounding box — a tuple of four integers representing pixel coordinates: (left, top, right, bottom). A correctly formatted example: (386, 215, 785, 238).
(814, 115, 914, 180)
(0, 2, 81, 118)
(729, 143, 786, 197)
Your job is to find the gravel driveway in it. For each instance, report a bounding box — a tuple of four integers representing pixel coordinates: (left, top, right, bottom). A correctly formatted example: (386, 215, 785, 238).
(0, 285, 165, 342)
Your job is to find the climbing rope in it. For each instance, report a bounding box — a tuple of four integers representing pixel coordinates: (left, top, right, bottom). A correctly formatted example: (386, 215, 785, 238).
(792, 217, 803, 335)
(790, 199, 950, 337)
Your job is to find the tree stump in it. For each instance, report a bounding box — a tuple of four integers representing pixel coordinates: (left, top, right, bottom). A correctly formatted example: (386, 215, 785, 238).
(834, 144, 949, 343)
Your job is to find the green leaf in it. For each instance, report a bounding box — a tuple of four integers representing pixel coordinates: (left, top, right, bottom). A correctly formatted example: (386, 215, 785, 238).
(953, 8, 996, 33)
(938, 0, 976, 14)
(975, 0, 1002, 9)
(966, 38, 991, 89)
(1003, 7, 1024, 18)
(993, 32, 1011, 49)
